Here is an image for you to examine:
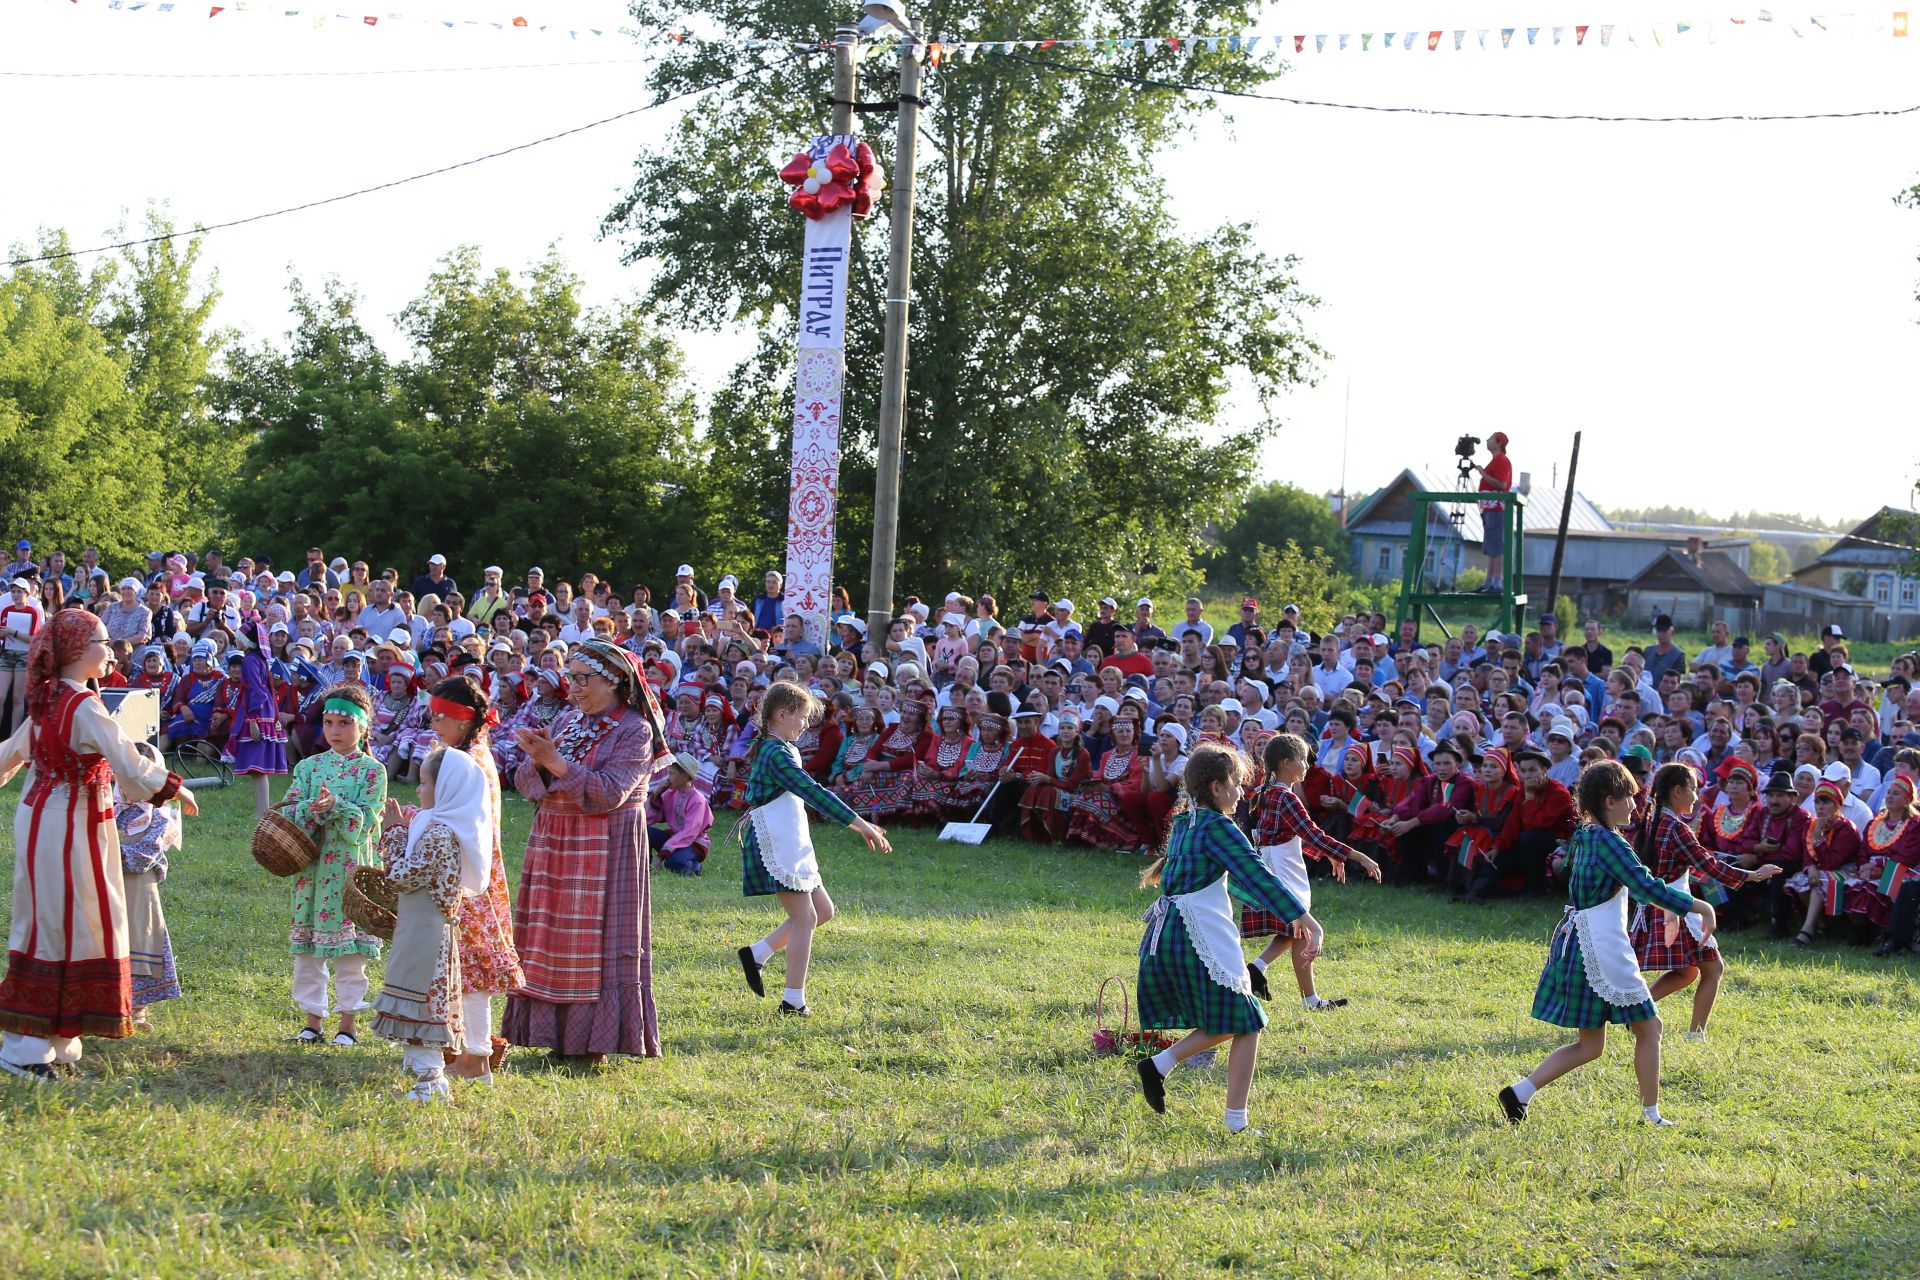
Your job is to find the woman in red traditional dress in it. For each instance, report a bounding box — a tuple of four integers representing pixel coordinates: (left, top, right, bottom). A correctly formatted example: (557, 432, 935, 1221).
(1066, 715, 1150, 851)
(1020, 712, 1090, 842)
(0, 609, 198, 1083)
(1849, 777, 1920, 929)
(833, 699, 927, 820)
(941, 712, 1010, 821)
(909, 706, 977, 819)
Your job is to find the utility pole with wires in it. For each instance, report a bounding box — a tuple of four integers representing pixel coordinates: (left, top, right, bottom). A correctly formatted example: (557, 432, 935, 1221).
(861, 0, 920, 637)
(831, 23, 857, 135)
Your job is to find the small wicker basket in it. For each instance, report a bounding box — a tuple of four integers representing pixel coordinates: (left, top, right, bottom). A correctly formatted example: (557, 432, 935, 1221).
(344, 864, 398, 942)
(250, 808, 317, 878)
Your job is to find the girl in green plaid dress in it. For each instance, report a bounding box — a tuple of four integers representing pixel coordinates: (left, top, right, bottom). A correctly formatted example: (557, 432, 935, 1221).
(1499, 760, 1718, 1129)
(1133, 743, 1323, 1135)
(735, 682, 892, 1017)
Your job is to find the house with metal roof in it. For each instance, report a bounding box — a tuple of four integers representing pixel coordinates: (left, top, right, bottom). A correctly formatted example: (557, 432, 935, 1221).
(1790, 507, 1920, 625)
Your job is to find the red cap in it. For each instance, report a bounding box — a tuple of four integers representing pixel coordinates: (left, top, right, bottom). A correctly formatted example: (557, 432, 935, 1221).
(1489, 431, 1509, 447)
(1241, 597, 1258, 610)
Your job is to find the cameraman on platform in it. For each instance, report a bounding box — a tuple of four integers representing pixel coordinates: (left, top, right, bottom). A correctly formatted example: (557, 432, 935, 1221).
(1471, 432, 1513, 594)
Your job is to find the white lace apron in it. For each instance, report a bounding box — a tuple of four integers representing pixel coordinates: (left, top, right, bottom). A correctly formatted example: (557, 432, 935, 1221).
(1143, 874, 1252, 996)
(1569, 886, 1654, 1007)
(1258, 836, 1310, 911)
(746, 791, 823, 893)
(1629, 874, 1716, 953)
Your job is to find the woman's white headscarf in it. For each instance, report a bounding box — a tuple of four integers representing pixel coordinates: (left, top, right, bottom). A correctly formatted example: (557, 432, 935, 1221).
(410, 747, 493, 896)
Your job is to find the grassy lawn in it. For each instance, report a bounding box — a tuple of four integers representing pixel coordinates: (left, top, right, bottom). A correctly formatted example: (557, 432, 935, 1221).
(4, 776, 1920, 1278)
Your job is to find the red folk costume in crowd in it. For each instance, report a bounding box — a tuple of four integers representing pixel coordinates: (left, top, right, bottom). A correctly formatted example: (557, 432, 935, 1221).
(1850, 796, 1920, 927)
(0, 611, 183, 1066)
(1066, 740, 1149, 849)
(834, 720, 925, 819)
(1019, 736, 1090, 841)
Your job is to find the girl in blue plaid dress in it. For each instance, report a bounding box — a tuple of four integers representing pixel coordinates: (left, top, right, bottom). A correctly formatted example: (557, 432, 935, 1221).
(1499, 760, 1719, 1128)
(736, 682, 892, 1017)
(1134, 743, 1323, 1135)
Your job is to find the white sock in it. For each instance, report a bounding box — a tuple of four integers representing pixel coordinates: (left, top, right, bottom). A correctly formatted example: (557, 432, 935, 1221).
(1511, 1078, 1537, 1104)
(1224, 1106, 1250, 1134)
(750, 940, 773, 965)
(1150, 1048, 1178, 1076)
(1643, 1104, 1663, 1124)
(782, 987, 805, 1007)
(1249, 957, 1268, 972)
(1303, 996, 1332, 1010)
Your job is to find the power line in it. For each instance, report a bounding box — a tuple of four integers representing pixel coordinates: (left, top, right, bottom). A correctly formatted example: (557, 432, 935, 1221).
(5, 50, 815, 268)
(0, 56, 658, 80)
(994, 48, 1920, 123)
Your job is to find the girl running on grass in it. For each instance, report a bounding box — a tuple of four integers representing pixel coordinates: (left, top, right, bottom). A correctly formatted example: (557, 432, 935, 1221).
(1134, 743, 1324, 1136)
(1240, 733, 1381, 1010)
(1500, 760, 1718, 1128)
(736, 681, 892, 1018)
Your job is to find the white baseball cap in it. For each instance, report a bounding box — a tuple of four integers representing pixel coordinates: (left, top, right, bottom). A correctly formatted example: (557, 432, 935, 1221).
(1219, 698, 1245, 715)
(484, 565, 503, 576)
(1135, 597, 1153, 608)
(676, 564, 695, 577)
(718, 575, 738, 591)
(1053, 599, 1075, 614)
(428, 553, 447, 565)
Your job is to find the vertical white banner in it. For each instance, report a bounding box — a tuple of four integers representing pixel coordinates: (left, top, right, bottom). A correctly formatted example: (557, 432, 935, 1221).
(783, 134, 855, 648)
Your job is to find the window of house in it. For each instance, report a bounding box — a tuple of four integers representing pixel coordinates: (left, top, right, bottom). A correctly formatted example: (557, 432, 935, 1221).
(1902, 578, 1917, 611)
(1874, 575, 1893, 607)
(1377, 544, 1392, 575)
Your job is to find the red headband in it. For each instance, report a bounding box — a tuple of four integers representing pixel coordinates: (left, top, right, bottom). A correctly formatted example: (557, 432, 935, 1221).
(430, 694, 499, 728)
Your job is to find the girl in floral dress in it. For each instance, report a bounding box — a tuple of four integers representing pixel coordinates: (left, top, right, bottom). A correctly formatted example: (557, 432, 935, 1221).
(281, 683, 388, 1047)
(422, 676, 523, 1082)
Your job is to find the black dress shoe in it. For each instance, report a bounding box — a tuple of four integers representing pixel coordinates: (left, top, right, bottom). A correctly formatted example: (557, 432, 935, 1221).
(738, 946, 765, 997)
(0, 1060, 58, 1084)
(1248, 965, 1272, 1000)
(1498, 1085, 1529, 1125)
(778, 1000, 811, 1017)
(1136, 1057, 1167, 1113)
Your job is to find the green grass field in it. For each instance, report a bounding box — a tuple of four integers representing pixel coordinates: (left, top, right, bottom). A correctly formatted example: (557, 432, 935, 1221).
(3, 775, 1919, 1278)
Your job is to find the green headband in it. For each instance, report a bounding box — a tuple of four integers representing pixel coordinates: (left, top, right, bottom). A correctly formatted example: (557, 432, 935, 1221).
(322, 697, 370, 725)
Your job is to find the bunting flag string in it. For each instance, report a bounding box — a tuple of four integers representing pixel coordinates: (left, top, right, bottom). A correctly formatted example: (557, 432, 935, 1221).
(35, 0, 1917, 49)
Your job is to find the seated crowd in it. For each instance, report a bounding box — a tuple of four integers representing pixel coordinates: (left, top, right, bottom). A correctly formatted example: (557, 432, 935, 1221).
(4, 539, 1919, 955)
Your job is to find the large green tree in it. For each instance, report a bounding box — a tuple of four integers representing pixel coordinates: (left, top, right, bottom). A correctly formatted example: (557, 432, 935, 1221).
(219, 250, 700, 584)
(1, 219, 232, 565)
(1208, 479, 1349, 589)
(606, 2, 1320, 608)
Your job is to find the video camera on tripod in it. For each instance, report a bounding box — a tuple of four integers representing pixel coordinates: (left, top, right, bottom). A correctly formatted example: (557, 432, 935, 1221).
(1453, 434, 1481, 483)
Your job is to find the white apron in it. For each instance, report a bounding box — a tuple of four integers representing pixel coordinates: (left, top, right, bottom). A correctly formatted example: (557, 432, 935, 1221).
(746, 792, 822, 893)
(1170, 875, 1253, 996)
(1569, 886, 1654, 1007)
(1258, 837, 1310, 911)
(1629, 874, 1717, 953)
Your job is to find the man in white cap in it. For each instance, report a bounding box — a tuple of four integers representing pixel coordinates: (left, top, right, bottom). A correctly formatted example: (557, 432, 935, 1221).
(1084, 597, 1121, 656)
(410, 554, 456, 604)
(1801, 761, 1873, 834)
(1132, 598, 1166, 647)
(466, 566, 510, 627)
(673, 564, 707, 614)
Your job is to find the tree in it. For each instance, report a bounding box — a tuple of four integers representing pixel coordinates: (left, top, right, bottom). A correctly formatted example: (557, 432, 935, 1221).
(1744, 539, 1791, 583)
(1240, 541, 1346, 637)
(219, 251, 700, 585)
(606, 3, 1321, 608)
(1209, 480, 1348, 589)
(1, 219, 232, 563)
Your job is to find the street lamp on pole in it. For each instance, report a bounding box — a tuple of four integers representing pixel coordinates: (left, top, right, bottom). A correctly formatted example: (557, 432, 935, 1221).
(858, 0, 920, 639)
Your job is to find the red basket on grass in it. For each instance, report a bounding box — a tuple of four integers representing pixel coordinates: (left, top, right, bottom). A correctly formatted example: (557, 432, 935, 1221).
(1092, 976, 1173, 1056)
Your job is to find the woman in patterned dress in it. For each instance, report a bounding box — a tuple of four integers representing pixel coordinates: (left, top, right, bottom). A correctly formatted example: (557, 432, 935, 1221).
(1783, 781, 1866, 948)
(0, 610, 195, 1082)
(1499, 761, 1720, 1128)
(281, 683, 388, 1046)
(1628, 764, 1781, 1041)
(910, 706, 978, 819)
(116, 745, 183, 1025)
(494, 668, 566, 785)
(735, 682, 893, 1016)
(826, 704, 883, 796)
(1132, 744, 1323, 1135)
(1854, 778, 1920, 932)
(833, 699, 926, 820)
(503, 640, 670, 1066)
(1020, 712, 1089, 842)
(1067, 715, 1149, 850)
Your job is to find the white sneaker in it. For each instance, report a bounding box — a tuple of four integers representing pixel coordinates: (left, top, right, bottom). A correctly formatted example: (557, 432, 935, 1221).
(1642, 1114, 1675, 1127)
(1682, 1029, 1707, 1043)
(405, 1075, 451, 1104)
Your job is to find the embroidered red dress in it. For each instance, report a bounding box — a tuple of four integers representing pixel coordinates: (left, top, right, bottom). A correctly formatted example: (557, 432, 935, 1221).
(0, 681, 181, 1041)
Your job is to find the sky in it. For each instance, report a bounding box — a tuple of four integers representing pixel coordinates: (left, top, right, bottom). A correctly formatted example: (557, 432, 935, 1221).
(3, 1, 1918, 528)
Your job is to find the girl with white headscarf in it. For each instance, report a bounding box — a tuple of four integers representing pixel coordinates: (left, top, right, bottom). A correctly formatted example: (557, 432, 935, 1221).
(371, 747, 494, 1101)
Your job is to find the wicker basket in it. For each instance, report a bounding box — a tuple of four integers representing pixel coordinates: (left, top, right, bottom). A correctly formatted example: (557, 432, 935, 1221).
(250, 807, 317, 878)
(344, 864, 398, 942)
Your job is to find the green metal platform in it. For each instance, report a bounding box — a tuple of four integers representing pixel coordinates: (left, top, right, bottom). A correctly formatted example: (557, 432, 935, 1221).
(1395, 489, 1528, 639)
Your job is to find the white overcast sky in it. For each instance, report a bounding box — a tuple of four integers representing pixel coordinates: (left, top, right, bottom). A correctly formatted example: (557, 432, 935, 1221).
(3, 1, 1918, 526)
